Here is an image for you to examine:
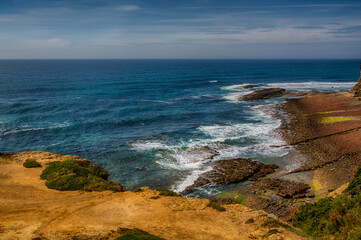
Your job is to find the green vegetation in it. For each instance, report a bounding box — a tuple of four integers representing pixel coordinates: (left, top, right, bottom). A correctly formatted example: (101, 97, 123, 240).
(304, 110, 345, 116)
(133, 187, 145, 192)
(153, 188, 182, 197)
(40, 160, 124, 192)
(293, 166, 361, 239)
(23, 159, 42, 168)
(116, 228, 165, 240)
(317, 116, 359, 124)
(207, 201, 226, 212)
(328, 188, 334, 192)
(215, 191, 247, 206)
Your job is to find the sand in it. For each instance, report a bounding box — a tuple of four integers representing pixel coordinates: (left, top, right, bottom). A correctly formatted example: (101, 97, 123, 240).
(0, 151, 307, 240)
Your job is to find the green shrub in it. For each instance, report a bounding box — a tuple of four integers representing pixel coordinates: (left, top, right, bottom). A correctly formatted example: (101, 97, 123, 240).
(116, 228, 165, 240)
(23, 159, 42, 168)
(293, 166, 361, 239)
(153, 188, 182, 197)
(346, 167, 361, 196)
(133, 187, 145, 193)
(207, 201, 226, 212)
(40, 160, 124, 192)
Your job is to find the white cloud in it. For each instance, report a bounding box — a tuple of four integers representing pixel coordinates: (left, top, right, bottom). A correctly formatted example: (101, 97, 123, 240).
(27, 38, 70, 48)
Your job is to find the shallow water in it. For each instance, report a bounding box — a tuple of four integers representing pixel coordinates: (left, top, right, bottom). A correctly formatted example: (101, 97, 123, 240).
(0, 59, 358, 196)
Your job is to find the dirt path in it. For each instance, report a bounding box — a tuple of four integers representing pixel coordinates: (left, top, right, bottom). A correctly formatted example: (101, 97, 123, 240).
(0, 151, 307, 240)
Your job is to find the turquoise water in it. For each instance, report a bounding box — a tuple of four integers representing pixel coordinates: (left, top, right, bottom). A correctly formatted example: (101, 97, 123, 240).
(0, 59, 359, 196)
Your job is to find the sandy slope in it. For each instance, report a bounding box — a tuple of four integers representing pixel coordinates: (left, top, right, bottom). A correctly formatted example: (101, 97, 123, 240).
(0, 151, 307, 240)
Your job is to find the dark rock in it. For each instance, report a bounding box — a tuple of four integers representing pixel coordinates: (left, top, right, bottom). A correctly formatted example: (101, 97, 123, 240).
(251, 178, 310, 198)
(305, 191, 315, 198)
(234, 84, 261, 89)
(183, 158, 278, 192)
(239, 88, 286, 101)
(246, 194, 296, 221)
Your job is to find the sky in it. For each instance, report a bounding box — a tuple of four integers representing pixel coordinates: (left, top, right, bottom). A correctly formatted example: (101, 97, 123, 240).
(0, 0, 361, 59)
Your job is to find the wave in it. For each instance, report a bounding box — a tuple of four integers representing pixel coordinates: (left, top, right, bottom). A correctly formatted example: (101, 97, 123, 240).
(267, 81, 355, 92)
(1, 123, 70, 136)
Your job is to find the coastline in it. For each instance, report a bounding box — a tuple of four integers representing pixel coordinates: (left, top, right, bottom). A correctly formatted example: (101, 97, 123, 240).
(2, 88, 361, 239)
(279, 91, 361, 194)
(0, 151, 306, 240)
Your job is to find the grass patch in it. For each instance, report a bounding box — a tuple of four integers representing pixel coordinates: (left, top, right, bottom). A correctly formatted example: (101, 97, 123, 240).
(23, 159, 42, 168)
(304, 110, 345, 116)
(258, 195, 271, 200)
(40, 160, 124, 192)
(215, 191, 247, 206)
(293, 166, 361, 239)
(116, 228, 165, 240)
(154, 188, 182, 197)
(133, 187, 145, 193)
(317, 116, 359, 124)
(207, 201, 226, 212)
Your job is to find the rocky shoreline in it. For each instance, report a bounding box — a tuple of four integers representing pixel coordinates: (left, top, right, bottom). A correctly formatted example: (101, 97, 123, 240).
(2, 87, 361, 239)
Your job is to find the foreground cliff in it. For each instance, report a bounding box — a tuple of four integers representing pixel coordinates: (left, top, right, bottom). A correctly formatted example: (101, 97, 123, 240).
(0, 151, 307, 240)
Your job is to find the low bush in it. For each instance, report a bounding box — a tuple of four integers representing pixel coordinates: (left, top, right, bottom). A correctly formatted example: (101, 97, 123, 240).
(207, 201, 226, 212)
(40, 160, 124, 192)
(133, 187, 145, 193)
(293, 166, 361, 239)
(23, 159, 42, 168)
(116, 228, 165, 240)
(153, 188, 182, 197)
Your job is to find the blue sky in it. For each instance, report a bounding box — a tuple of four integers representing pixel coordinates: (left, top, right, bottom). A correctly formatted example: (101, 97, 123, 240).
(0, 0, 360, 59)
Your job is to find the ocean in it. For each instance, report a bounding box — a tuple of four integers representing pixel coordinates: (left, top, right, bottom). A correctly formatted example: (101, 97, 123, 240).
(0, 59, 359, 197)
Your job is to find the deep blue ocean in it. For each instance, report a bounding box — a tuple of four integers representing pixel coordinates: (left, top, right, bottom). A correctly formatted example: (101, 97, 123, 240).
(0, 59, 359, 196)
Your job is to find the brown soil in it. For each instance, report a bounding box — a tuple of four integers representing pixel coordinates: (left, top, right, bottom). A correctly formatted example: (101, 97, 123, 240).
(280, 91, 361, 193)
(0, 151, 308, 240)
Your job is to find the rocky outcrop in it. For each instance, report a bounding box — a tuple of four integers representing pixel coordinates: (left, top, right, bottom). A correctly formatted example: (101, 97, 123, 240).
(184, 158, 278, 192)
(352, 77, 361, 97)
(243, 178, 313, 221)
(246, 195, 296, 221)
(234, 84, 261, 89)
(251, 178, 312, 199)
(239, 88, 286, 101)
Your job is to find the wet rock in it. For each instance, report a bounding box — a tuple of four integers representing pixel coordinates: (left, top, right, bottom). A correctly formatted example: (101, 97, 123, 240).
(185, 146, 219, 161)
(184, 158, 278, 192)
(239, 88, 286, 101)
(234, 84, 261, 89)
(251, 178, 311, 198)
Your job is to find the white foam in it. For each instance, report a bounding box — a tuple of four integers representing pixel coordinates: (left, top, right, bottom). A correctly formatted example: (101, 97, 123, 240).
(223, 90, 254, 102)
(209, 80, 218, 83)
(171, 166, 212, 193)
(221, 84, 260, 91)
(1, 123, 70, 136)
(267, 81, 355, 92)
(130, 140, 171, 151)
